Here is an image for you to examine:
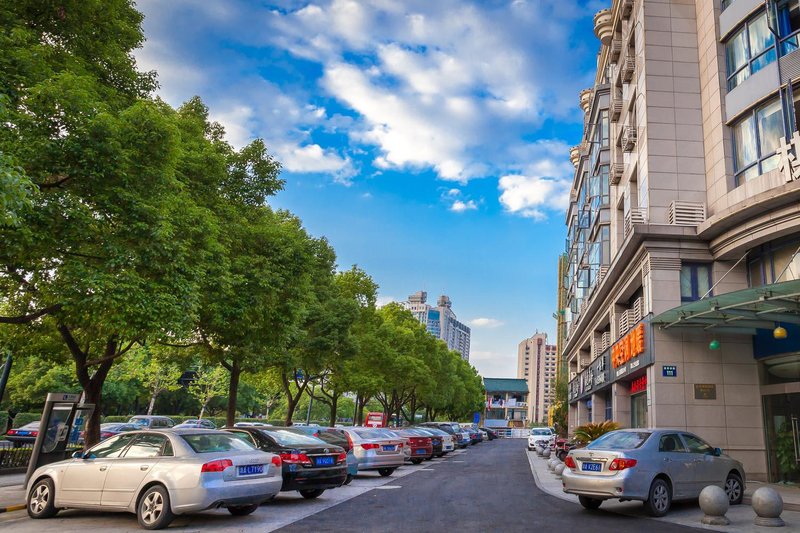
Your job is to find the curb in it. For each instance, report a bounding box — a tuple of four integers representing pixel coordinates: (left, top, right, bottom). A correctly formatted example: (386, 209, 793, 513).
(0, 503, 25, 513)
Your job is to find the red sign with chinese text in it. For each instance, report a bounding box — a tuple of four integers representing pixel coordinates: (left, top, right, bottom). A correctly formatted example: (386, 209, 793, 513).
(630, 375, 647, 394)
(612, 323, 645, 368)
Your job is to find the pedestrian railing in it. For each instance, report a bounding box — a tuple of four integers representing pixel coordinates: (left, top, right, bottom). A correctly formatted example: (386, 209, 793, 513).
(0, 442, 81, 474)
(492, 428, 531, 438)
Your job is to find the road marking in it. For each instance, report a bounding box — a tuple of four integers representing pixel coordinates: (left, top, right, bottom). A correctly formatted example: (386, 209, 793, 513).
(452, 460, 465, 463)
(375, 485, 402, 490)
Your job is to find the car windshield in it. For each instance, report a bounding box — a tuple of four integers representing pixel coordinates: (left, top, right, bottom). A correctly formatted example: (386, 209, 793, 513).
(264, 429, 326, 446)
(182, 433, 256, 453)
(531, 429, 551, 436)
(587, 431, 651, 450)
(129, 418, 149, 427)
(20, 422, 40, 430)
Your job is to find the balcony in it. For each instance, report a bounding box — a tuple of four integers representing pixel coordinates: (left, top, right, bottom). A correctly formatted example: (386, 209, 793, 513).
(593, 9, 613, 45)
(621, 126, 637, 152)
(622, 56, 636, 82)
(569, 144, 581, 167)
(579, 88, 593, 114)
(624, 207, 647, 238)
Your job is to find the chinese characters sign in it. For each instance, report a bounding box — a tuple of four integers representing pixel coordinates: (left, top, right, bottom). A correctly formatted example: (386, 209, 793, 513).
(777, 132, 800, 183)
(612, 322, 645, 369)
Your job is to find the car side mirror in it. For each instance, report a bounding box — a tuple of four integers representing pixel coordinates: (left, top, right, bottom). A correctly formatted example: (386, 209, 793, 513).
(71, 451, 84, 459)
(714, 447, 722, 457)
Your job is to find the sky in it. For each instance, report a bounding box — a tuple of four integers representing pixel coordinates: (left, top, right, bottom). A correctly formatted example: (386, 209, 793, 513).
(134, 0, 606, 377)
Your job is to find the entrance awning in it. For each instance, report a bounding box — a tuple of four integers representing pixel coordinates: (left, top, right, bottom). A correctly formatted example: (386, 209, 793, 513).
(651, 280, 800, 335)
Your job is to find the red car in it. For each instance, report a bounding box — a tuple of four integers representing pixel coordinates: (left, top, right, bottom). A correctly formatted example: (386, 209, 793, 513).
(394, 428, 433, 464)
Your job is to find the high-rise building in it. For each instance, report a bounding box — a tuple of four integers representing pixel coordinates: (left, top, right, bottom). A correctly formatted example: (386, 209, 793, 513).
(405, 291, 471, 361)
(517, 333, 557, 423)
(562, 1, 800, 483)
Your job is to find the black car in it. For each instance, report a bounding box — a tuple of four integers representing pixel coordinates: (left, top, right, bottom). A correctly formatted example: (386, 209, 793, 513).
(412, 427, 444, 457)
(479, 427, 499, 440)
(223, 426, 347, 499)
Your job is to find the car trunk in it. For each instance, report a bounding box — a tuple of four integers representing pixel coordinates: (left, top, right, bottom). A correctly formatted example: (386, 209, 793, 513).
(571, 449, 625, 477)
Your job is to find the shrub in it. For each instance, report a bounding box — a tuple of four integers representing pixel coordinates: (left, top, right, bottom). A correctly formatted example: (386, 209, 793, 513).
(573, 421, 620, 444)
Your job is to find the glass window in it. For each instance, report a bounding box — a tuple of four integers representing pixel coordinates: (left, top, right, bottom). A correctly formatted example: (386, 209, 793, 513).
(681, 263, 712, 302)
(586, 431, 651, 450)
(658, 433, 687, 453)
(725, 12, 776, 90)
(681, 433, 714, 455)
(733, 97, 786, 185)
(778, 0, 800, 54)
(88, 433, 136, 458)
(181, 433, 256, 453)
(124, 434, 167, 458)
(773, 243, 800, 281)
(264, 429, 327, 446)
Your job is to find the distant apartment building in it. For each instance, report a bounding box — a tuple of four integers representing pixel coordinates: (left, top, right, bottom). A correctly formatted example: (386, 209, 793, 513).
(482, 377, 529, 428)
(562, 0, 800, 483)
(517, 332, 557, 423)
(405, 291, 471, 361)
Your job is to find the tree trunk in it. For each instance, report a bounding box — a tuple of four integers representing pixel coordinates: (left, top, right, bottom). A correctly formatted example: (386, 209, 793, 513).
(146, 380, 158, 415)
(329, 394, 338, 425)
(226, 362, 241, 427)
(83, 379, 104, 449)
(199, 402, 206, 420)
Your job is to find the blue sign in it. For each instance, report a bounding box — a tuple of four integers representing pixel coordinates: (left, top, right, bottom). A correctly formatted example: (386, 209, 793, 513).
(473, 412, 480, 424)
(662, 365, 677, 377)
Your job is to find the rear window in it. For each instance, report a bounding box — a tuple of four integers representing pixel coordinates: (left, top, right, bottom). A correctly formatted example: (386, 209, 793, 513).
(353, 428, 397, 439)
(316, 430, 348, 448)
(181, 433, 256, 453)
(587, 431, 651, 450)
(264, 429, 326, 446)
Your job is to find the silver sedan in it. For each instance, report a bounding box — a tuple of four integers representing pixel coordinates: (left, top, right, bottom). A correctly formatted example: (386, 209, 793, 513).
(26, 429, 282, 530)
(561, 428, 746, 517)
(342, 427, 404, 476)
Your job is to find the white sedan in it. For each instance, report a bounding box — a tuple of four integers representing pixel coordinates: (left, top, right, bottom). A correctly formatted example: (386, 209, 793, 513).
(26, 429, 282, 530)
(527, 428, 555, 450)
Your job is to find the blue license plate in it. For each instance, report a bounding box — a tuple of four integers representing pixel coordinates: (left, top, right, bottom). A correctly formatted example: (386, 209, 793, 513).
(383, 445, 396, 451)
(315, 456, 334, 466)
(415, 449, 427, 455)
(238, 464, 264, 476)
(581, 462, 602, 472)
(18, 431, 29, 436)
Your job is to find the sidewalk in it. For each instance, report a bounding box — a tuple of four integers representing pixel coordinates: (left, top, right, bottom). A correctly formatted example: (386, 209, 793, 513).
(0, 473, 25, 513)
(526, 450, 800, 532)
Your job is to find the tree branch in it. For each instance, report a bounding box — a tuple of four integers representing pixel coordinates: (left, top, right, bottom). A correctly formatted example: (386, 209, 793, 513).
(0, 304, 62, 324)
(35, 173, 72, 189)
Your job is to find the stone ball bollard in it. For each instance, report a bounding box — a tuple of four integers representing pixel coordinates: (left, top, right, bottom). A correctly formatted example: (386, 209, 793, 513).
(752, 486, 785, 527)
(548, 458, 557, 470)
(699, 485, 730, 526)
(543, 448, 552, 459)
(554, 463, 565, 479)
(535, 445, 544, 456)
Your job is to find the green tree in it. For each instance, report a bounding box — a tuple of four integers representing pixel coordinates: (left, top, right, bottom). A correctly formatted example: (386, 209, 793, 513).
(114, 346, 184, 415)
(187, 366, 228, 420)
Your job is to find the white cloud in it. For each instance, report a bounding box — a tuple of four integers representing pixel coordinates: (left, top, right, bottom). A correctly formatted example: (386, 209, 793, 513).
(469, 318, 504, 328)
(450, 199, 478, 213)
(376, 295, 397, 307)
(446, 188, 461, 197)
(498, 175, 571, 221)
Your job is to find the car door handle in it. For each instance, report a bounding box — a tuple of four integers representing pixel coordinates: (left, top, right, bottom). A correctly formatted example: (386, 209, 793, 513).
(99, 466, 108, 471)
(140, 465, 149, 471)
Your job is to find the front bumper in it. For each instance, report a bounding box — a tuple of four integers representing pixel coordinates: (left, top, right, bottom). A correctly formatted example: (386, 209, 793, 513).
(281, 464, 347, 491)
(561, 468, 648, 501)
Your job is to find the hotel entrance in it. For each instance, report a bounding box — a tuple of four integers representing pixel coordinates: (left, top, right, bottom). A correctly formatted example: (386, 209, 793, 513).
(762, 352, 800, 483)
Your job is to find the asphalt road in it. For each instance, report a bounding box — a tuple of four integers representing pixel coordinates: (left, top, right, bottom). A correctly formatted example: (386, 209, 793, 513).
(278, 438, 700, 533)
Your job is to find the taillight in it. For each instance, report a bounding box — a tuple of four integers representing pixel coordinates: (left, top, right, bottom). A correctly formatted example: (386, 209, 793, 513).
(31, 431, 38, 437)
(345, 432, 354, 451)
(279, 452, 312, 465)
(201, 459, 233, 473)
(361, 443, 380, 450)
(609, 458, 637, 471)
(564, 456, 576, 469)
(6, 430, 16, 435)
(397, 442, 403, 448)
(271, 456, 282, 467)
(337, 452, 347, 463)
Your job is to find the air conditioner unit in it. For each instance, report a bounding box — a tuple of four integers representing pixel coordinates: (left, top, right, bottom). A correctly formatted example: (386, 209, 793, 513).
(610, 99, 623, 121)
(610, 38, 622, 62)
(622, 126, 637, 152)
(611, 163, 624, 184)
(622, 56, 636, 82)
(621, 0, 634, 20)
(668, 201, 707, 225)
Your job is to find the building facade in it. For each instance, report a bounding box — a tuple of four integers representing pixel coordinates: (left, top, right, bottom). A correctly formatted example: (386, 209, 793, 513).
(405, 291, 471, 361)
(562, 0, 800, 483)
(517, 333, 558, 423)
(482, 378, 529, 428)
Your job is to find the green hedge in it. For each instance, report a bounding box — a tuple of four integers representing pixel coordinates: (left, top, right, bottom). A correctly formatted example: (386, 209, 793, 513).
(3, 413, 322, 430)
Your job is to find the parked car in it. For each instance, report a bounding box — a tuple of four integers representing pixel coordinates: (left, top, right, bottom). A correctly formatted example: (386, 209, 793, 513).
(5, 421, 40, 448)
(78, 423, 139, 445)
(460, 425, 482, 444)
(223, 427, 346, 499)
(26, 429, 282, 529)
(127, 415, 176, 429)
(288, 426, 358, 484)
(174, 419, 217, 430)
(420, 422, 470, 449)
(527, 427, 555, 450)
(342, 427, 404, 477)
(479, 427, 498, 440)
(414, 426, 452, 456)
(393, 428, 433, 464)
(562, 429, 746, 517)
(234, 422, 270, 428)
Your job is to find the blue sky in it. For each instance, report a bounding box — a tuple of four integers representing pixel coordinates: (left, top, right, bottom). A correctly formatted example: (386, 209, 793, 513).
(135, 0, 606, 377)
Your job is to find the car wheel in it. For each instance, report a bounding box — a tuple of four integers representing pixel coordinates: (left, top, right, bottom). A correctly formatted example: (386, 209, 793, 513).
(578, 496, 602, 510)
(424, 457, 432, 461)
(644, 478, 671, 517)
(344, 474, 353, 485)
(299, 489, 324, 499)
(378, 468, 396, 477)
(27, 477, 58, 519)
(228, 503, 259, 516)
(137, 485, 175, 530)
(725, 472, 744, 505)
(411, 458, 423, 464)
